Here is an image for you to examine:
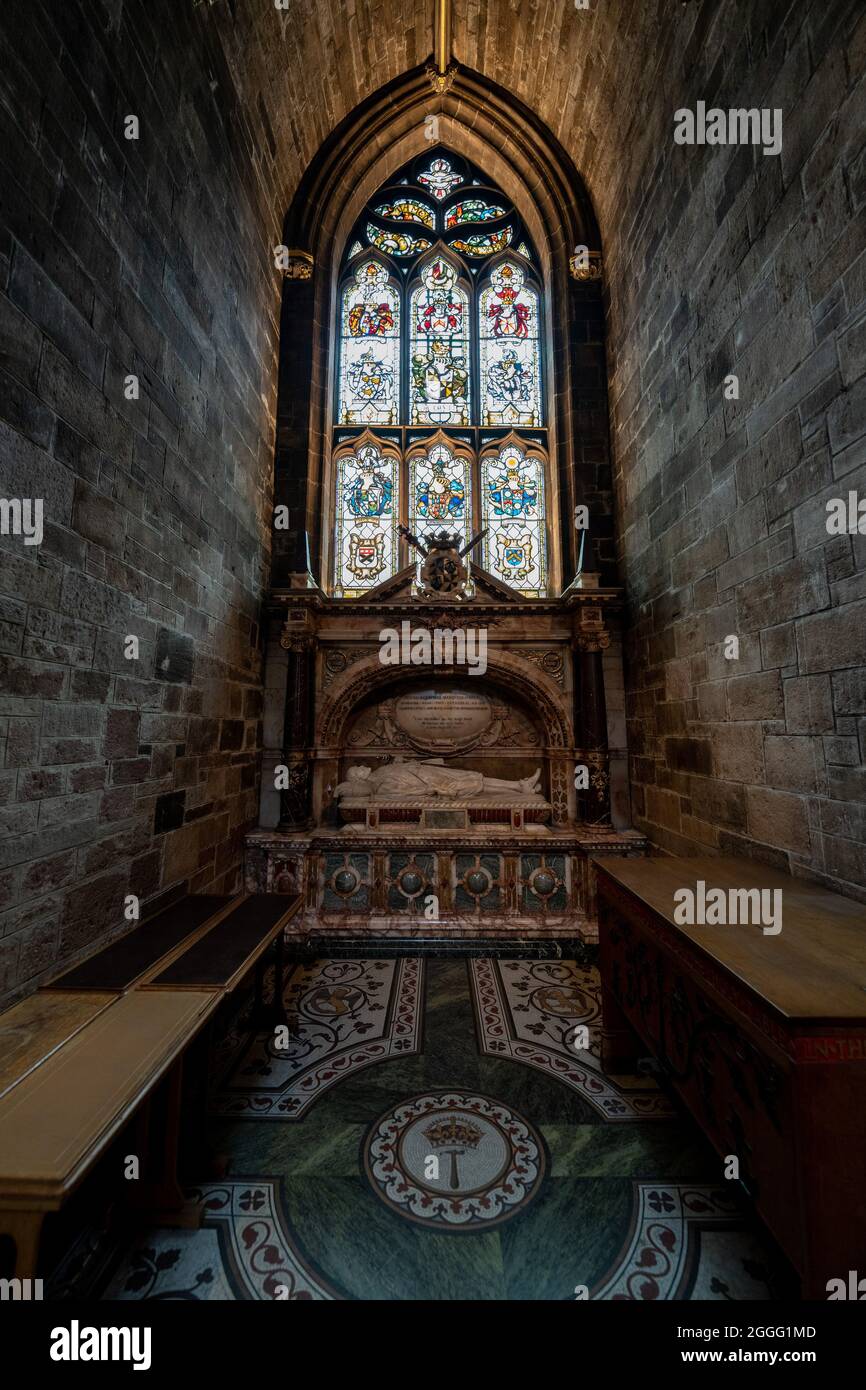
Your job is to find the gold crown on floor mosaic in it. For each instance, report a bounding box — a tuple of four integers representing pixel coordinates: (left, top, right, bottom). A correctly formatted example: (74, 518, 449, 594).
(422, 1114, 483, 1149)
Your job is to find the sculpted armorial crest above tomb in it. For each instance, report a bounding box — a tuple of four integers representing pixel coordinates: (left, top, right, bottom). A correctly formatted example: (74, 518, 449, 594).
(398, 524, 487, 601)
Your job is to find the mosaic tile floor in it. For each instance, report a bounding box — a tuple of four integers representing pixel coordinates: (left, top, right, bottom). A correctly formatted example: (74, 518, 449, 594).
(51, 957, 798, 1302)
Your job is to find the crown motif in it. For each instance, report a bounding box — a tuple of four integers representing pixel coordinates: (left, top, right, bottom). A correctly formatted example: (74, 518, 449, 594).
(423, 1114, 484, 1150)
(422, 529, 462, 551)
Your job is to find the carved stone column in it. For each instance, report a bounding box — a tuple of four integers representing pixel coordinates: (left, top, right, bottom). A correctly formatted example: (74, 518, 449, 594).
(279, 607, 316, 829)
(273, 253, 315, 586)
(572, 604, 611, 825)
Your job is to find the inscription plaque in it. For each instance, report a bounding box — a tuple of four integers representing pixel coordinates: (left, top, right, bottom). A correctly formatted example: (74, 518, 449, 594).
(394, 689, 493, 751)
(425, 809, 468, 829)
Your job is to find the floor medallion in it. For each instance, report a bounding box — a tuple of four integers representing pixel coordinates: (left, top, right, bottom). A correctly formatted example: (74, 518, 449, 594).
(364, 1091, 545, 1230)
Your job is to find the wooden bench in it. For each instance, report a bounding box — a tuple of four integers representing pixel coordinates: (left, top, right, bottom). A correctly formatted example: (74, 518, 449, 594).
(143, 894, 298, 1010)
(0, 991, 117, 1101)
(44, 894, 235, 994)
(594, 854, 866, 1300)
(0, 989, 219, 1279)
(0, 893, 301, 1278)
(0, 894, 236, 1112)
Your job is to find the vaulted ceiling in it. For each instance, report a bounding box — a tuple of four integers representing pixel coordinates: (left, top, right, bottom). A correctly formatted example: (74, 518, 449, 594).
(212, 0, 690, 260)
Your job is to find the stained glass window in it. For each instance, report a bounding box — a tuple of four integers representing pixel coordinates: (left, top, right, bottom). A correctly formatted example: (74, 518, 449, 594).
(375, 199, 435, 228)
(480, 441, 546, 595)
(450, 228, 513, 257)
(338, 260, 400, 426)
(445, 200, 506, 227)
(332, 155, 550, 597)
(479, 260, 541, 427)
(409, 257, 470, 426)
(417, 157, 463, 201)
(366, 224, 432, 256)
(333, 438, 399, 596)
(408, 437, 472, 551)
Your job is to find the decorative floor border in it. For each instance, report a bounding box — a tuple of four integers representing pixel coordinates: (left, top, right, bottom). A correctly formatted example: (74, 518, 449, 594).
(210, 956, 425, 1119)
(468, 957, 673, 1121)
(590, 1183, 776, 1300)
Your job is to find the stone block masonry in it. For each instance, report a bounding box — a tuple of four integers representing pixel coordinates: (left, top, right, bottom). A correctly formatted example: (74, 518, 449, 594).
(0, 0, 281, 1002)
(597, 0, 866, 897)
(448, 0, 866, 898)
(1, 0, 865, 1007)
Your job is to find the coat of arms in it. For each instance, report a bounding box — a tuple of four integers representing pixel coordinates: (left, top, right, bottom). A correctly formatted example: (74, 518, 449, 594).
(399, 525, 486, 601)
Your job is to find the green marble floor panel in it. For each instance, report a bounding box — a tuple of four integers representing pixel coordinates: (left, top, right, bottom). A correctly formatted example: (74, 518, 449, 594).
(498, 1178, 635, 1300)
(544, 1122, 716, 1179)
(281, 1177, 508, 1301)
(84, 953, 797, 1301)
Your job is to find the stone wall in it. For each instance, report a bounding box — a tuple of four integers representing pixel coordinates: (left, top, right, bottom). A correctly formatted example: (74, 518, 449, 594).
(0, 0, 282, 1000)
(2, 0, 864, 1008)
(575, 0, 866, 897)
(221, 0, 866, 896)
(454, 0, 866, 899)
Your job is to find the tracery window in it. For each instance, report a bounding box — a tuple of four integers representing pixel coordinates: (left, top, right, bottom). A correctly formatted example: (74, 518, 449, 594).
(333, 150, 549, 597)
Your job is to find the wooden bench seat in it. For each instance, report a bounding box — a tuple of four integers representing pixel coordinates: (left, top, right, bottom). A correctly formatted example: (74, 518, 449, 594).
(144, 894, 300, 993)
(0, 892, 300, 1280)
(44, 894, 233, 993)
(0, 991, 117, 1101)
(0, 989, 219, 1278)
(593, 854, 866, 1299)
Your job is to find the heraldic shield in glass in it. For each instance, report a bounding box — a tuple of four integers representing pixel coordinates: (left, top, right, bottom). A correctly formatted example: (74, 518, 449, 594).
(334, 439, 399, 596)
(338, 260, 400, 425)
(410, 257, 470, 426)
(481, 441, 546, 595)
(479, 260, 541, 427)
(408, 438, 472, 551)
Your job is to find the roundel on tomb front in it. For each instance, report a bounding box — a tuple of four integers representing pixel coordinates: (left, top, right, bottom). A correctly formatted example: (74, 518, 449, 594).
(363, 1092, 545, 1230)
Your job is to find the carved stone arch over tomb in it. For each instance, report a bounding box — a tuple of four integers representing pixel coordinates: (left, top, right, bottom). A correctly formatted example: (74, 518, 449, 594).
(317, 648, 572, 751)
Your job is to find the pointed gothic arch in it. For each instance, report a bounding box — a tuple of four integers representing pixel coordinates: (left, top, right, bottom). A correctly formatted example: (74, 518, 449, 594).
(271, 62, 607, 597)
